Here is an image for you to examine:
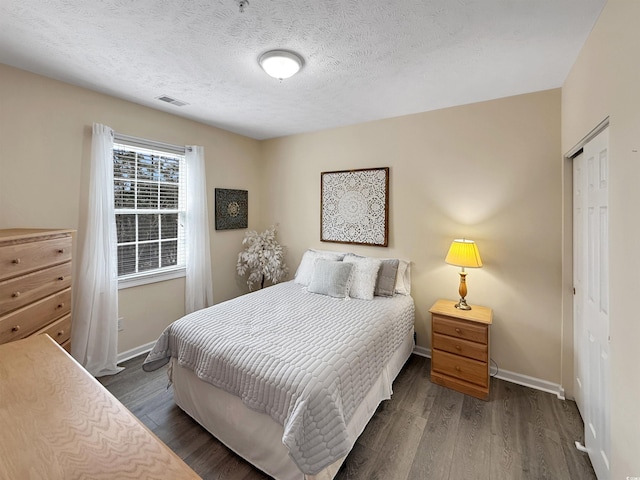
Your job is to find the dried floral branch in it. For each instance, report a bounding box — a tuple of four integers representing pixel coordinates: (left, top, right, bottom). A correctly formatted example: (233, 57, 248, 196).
(236, 225, 288, 290)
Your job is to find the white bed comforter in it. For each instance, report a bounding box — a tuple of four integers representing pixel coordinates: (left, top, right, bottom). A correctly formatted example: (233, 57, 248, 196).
(143, 281, 414, 475)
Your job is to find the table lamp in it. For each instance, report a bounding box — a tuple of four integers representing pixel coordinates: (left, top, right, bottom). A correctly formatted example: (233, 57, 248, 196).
(445, 238, 483, 310)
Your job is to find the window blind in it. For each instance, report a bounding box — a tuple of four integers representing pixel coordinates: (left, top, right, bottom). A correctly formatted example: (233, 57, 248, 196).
(112, 135, 187, 279)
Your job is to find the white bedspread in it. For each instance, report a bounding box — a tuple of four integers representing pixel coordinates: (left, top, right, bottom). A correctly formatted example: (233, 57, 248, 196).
(143, 281, 414, 475)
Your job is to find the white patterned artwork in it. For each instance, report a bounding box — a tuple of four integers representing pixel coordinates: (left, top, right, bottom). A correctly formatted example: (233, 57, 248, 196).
(321, 167, 389, 246)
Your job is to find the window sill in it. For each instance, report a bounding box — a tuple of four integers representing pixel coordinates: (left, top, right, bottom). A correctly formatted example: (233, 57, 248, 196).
(118, 267, 186, 290)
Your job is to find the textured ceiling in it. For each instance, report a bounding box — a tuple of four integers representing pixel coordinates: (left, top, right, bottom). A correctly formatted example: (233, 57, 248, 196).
(0, 0, 606, 140)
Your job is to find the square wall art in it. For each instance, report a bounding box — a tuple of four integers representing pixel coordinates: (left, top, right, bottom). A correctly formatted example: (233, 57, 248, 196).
(215, 188, 248, 230)
(320, 167, 389, 246)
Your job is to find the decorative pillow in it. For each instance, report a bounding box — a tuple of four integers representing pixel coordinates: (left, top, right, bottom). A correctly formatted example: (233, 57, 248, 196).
(294, 249, 344, 286)
(374, 258, 400, 297)
(343, 254, 382, 300)
(394, 259, 411, 295)
(307, 259, 354, 298)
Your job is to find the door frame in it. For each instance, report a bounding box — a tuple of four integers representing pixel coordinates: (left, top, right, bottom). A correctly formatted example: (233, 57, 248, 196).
(560, 117, 609, 401)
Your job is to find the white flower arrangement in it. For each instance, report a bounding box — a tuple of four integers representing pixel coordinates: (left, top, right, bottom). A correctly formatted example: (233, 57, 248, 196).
(236, 225, 288, 290)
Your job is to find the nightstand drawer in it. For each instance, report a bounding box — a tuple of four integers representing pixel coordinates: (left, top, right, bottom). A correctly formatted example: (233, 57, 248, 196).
(432, 314, 487, 344)
(432, 332, 488, 362)
(432, 350, 488, 388)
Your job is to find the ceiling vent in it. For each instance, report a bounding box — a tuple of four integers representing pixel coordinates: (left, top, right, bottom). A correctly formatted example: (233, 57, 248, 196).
(155, 95, 189, 107)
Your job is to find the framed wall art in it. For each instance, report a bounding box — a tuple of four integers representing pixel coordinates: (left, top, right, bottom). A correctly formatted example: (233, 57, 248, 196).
(215, 188, 248, 230)
(320, 167, 389, 247)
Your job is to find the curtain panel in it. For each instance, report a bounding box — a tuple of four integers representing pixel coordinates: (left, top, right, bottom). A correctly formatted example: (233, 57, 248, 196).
(185, 145, 214, 313)
(71, 123, 123, 376)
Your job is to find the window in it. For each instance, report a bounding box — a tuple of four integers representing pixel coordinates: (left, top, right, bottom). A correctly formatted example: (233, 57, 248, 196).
(113, 136, 186, 287)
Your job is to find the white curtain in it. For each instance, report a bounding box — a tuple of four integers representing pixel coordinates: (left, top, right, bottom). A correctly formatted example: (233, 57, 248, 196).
(185, 145, 214, 313)
(71, 123, 123, 376)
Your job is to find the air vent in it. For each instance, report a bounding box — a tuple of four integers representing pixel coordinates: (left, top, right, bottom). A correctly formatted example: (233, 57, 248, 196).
(155, 95, 189, 107)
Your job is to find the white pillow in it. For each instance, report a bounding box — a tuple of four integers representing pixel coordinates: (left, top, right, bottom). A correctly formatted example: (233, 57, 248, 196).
(394, 259, 411, 295)
(307, 259, 354, 298)
(343, 254, 382, 300)
(294, 249, 345, 286)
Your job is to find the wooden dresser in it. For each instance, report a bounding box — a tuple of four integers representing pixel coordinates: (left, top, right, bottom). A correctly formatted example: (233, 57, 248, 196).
(0, 335, 201, 479)
(0, 228, 74, 350)
(429, 299, 493, 400)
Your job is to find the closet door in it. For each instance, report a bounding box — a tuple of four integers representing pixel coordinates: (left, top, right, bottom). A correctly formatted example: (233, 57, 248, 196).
(573, 151, 586, 415)
(574, 126, 610, 480)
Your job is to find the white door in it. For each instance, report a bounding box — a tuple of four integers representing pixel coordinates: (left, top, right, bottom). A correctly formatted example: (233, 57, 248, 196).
(573, 151, 586, 415)
(573, 126, 610, 479)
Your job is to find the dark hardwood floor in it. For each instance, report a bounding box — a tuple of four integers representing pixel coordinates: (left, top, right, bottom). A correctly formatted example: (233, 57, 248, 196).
(98, 354, 596, 480)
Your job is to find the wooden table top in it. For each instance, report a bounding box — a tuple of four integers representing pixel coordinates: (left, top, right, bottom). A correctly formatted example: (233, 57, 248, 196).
(429, 298, 493, 324)
(0, 335, 200, 479)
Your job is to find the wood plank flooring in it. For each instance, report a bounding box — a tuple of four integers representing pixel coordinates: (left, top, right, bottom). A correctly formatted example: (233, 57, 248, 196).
(98, 354, 596, 480)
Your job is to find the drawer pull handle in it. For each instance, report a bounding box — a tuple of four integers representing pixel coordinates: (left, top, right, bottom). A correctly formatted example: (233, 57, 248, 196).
(58, 276, 65, 281)
(12, 258, 21, 264)
(455, 328, 461, 334)
(11, 325, 20, 332)
(57, 249, 64, 254)
(57, 303, 65, 308)
(12, 291, 20, 298)
(57, 330, 65, 337)
(455, 366, 461, 371)
(455, 345, 461, 350)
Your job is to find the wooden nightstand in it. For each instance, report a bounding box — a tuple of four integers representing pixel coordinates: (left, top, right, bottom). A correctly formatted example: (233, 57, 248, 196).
(429, 299, 493, 400)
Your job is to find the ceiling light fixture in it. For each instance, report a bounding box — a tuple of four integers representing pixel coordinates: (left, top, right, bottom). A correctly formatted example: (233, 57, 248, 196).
(258, 50, 303, 80)
(237, 0, 248, 13)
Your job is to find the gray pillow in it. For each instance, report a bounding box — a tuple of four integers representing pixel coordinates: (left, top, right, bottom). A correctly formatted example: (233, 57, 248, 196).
(307, 259, 354, 298)
(375, 258, 400, 297)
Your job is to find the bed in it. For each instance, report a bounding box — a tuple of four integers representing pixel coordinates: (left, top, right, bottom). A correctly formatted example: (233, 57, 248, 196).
(143, 250, 414, 480)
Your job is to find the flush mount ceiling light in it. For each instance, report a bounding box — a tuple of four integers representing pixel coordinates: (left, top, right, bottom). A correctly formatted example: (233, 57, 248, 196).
(258, 50, 303, 80)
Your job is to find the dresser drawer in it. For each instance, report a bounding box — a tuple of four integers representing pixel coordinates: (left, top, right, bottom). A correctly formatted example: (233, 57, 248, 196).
(432, 332, 488, 362)
(432, 350, 488, 388)
(0, 262, 72, 316)
(0, 288, 71, 344)
(0, 236, 72, 281)
(34, 313, 71, 346)
(432, 314, 487, 344)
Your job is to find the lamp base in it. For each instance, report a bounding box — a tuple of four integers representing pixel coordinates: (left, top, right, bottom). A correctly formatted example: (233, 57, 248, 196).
(455, 298, 472, 310)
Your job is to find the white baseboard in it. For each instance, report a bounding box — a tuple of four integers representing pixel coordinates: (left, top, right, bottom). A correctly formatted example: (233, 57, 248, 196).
(411, 346, 565, 400)
(493, 368, 565, 400)
(117, 341, 155, 364)
(413, 345, 431, 358)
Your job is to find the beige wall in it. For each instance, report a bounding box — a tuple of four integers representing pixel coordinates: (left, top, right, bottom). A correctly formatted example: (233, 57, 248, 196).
(261, 89, 563, 384)
(562, 0, 640, 476)
(0, 64, 263, 353)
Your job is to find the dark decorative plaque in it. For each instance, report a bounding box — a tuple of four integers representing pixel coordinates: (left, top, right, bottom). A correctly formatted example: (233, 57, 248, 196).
(215, 188, 248, 230)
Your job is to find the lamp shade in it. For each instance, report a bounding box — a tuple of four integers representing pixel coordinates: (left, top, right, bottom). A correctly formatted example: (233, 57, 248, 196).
(445, 239, 483, 268)
(259, 50, 303, 80)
